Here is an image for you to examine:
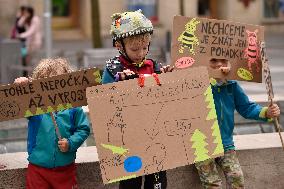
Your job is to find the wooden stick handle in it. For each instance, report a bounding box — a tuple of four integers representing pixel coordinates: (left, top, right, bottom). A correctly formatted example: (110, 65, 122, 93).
(50, 113, 62, 140)
(269, 100, 284, 150)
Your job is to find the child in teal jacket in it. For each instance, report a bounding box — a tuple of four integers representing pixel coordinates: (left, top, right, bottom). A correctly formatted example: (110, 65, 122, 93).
(195, 58, 280, 189)
(14, 58, 90, 189)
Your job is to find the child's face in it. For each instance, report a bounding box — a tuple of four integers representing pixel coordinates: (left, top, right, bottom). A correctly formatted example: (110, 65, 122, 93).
(120, 35, 151, 63)
(209, 58, 228, 69)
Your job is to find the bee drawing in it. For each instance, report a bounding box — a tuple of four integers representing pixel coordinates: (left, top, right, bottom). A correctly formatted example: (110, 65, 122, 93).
(244, 29, 260, 72)
(178, 18, 200, 55)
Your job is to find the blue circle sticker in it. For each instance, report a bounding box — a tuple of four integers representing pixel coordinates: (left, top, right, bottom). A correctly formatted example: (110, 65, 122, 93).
(124, 156, 142, 173)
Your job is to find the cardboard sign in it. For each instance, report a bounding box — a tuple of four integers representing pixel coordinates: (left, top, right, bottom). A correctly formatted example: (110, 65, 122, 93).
(0, 68, 101, 122)
(171, 16, 264, 82)
(86, 67, 224, 184)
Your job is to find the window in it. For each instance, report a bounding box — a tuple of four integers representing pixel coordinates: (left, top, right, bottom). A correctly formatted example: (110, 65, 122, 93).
(127, 0, 158, 24)
(52, 0, 70, 17)
(263, 0, 284, 18)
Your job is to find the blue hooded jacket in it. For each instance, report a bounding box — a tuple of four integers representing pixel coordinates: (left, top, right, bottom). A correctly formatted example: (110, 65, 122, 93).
(211, 80, 269, 151)
(27, 107, 90, 168)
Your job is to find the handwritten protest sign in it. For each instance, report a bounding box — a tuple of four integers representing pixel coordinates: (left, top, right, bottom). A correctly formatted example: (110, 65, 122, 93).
(0, 68, 101, 122)
(86, 67, 224, 184)
(171, 16, 264, 82)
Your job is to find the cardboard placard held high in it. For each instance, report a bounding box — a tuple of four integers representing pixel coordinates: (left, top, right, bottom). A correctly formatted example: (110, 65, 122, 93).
(171, 16, 264, 82)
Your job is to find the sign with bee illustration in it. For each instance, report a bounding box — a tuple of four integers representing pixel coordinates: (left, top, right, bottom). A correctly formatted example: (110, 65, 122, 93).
(171, 16, 264, 83)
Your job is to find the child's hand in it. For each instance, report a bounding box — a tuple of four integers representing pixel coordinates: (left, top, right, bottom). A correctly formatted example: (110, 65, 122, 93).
(160, 65, 174, 73)
(266, 104, 280, 118)
(58, 138, 69, 152)
(220, 66, 230, 75)
(14, 77, 29, 85)
(117, 69, 137, 81)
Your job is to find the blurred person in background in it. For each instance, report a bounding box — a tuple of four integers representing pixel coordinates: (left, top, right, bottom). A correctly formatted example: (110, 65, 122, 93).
(10, 6, 27, 42)
(10, 6, 28, 76)
(17, 6, 42, 76)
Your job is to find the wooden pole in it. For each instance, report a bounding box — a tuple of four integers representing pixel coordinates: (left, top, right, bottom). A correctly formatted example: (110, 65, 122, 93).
(260, 41, 284, 150)
(50, 113, 62, 140)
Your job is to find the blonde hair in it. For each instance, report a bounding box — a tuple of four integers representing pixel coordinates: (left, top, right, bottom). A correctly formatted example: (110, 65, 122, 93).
(31, 58, 73, 79)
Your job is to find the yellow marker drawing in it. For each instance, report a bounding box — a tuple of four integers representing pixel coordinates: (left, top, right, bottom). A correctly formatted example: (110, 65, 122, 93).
(101, 143, 129, 156)
(237, 68, 253, 81)
(93, 70, 102, 83)
(24, 110, 33, 117)
(57, 104, 65, 111)
(35, 107, 45, 115)
(108, 175, 137, 184)
(46, 106, 55, 113)
(178, 18, 200, 55)
(65, 103, 73, 109)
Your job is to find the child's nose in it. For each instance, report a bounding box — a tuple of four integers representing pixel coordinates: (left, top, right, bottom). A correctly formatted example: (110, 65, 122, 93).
(138, 50, 144, 58)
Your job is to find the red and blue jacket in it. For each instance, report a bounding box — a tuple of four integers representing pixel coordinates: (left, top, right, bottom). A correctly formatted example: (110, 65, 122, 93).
(102, 55, 161, 84)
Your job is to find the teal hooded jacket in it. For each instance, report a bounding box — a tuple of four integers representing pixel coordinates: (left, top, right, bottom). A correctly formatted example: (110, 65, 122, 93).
(27, 107, 90, 168)
(211, 80, 269, 151)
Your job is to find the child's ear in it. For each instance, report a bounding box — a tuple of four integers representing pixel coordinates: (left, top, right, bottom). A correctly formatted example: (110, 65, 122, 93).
(115, 41, 123, 51)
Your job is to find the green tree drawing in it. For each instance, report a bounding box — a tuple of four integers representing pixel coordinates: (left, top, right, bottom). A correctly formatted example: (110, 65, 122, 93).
(191, 129, 210, 162)
(35, 108, 45, 115)
(57, 104, 65, 111)
(24, 110, 33, 117)
(204, 86, 223, 155)
(65, 103, 73, 109)
(204, 86, 217, 120)
(46, 106, 55, 113)
(211, 120, 224, 155)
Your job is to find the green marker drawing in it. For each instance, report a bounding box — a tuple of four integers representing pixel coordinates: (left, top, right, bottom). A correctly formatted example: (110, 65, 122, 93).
(191, 129, 210, 162)
(211, 120, 224, 155)
(57, 104, 65, 111)
(101, 143, 129, 156)
(46, 106, 55, 113)
(108, 174, 137, 184)
(35, 107, 45, 115)
(24, 110, 33, 117)
(93, 70, 102, 83)
(65, 103, 73, 109)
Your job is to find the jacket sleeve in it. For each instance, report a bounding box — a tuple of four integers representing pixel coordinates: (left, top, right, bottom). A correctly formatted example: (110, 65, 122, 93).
(67, 108, 90, 152)
(152, 60, 162, 74)
(102, 67, 115, 84)
(234, 82, 268, 121)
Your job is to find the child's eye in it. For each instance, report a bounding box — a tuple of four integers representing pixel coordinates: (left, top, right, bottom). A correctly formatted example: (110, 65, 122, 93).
(210, 58, 217, 63)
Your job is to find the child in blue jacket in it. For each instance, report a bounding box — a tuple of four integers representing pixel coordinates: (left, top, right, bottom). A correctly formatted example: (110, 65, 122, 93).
(14, 58, 90, 189)
(194, 58, 280, 189)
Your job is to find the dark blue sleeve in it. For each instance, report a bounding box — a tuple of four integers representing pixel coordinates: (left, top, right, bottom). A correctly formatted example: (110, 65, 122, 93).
(234, 82, 266, 121)
(102, 67, 115, 84)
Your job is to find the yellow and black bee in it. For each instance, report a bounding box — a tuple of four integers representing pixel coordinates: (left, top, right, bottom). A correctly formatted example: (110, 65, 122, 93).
(178, 18, 200, 55)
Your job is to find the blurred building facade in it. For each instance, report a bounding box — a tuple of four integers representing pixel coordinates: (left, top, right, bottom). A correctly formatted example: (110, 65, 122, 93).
(0, 0, 283, 41)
